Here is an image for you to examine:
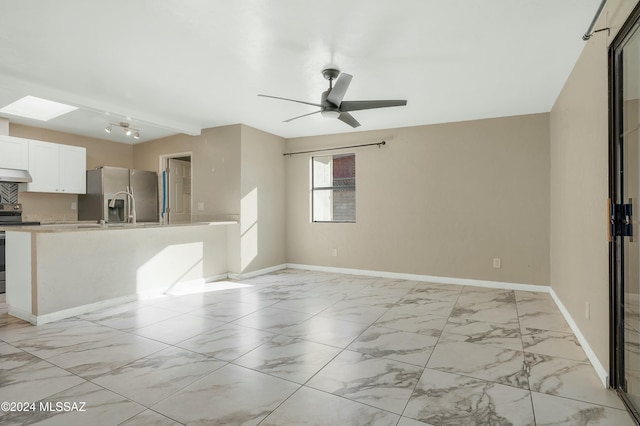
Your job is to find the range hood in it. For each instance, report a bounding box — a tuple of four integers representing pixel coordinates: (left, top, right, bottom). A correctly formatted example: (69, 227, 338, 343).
(0, 167, 33, 183)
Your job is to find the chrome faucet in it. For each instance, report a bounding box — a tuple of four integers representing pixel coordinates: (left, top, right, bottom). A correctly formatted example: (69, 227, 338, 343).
(109, 187, 137, 224)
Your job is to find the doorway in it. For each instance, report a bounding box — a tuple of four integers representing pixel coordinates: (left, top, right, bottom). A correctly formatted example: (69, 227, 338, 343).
(160, 153, 192, 224)
(610, 3, 640, 422)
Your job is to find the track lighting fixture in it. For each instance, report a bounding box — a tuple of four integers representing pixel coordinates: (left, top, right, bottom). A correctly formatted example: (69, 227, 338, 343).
(104, 122, 141, 140)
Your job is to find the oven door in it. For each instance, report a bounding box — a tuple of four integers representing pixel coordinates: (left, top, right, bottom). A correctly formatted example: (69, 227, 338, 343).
(0, 231, 5, 293)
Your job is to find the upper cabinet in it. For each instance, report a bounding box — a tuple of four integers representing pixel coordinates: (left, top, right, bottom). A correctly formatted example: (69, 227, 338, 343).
(24, 141, 60, 193)
(0, 135, 87, 194)
(59, 144, 86, 194)
(0, 135, 29, 170)
(19, 140, 87, 194)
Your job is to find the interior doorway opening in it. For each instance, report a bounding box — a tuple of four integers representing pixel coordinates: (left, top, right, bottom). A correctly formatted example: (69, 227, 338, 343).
(160, 153, 192, 225)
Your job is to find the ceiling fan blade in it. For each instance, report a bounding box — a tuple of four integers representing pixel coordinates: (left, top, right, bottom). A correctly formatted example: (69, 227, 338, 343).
(340, 99, 407, 112)
(258, 94, 322, 108)
(338, 112, 361, 128)
(283, 110, 322, 123)
(326, 73, 353, 106)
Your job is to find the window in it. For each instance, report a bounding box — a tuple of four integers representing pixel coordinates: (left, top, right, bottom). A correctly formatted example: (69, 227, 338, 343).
(312, 153, 355, 222)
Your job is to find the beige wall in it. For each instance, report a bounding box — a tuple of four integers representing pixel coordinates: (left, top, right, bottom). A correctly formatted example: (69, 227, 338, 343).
(550, 0, 639, 377)
(132, 124, 287, 274)
(240, 125, 286, 272)
(9, 123, 133, 222)
(286, 113, 550, 285)
(133, 125, 242, 221)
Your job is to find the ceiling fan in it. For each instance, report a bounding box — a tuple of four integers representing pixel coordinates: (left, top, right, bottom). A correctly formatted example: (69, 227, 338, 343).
(258, 68, 407, 128)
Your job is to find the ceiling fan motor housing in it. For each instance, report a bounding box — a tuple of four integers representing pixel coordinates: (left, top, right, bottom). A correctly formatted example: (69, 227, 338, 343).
(320, 90, 340, 118)
(322, 68, 340, 81)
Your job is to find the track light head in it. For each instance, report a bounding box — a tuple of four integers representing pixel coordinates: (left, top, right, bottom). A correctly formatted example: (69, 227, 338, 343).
(105, 121, 141, 139)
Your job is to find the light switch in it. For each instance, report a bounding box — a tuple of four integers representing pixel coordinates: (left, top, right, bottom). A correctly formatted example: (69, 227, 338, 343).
(197, 202, 205, 211)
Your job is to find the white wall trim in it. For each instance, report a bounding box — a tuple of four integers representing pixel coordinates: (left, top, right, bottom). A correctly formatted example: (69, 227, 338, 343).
(229, 264, 288, 280)
(285, 263, 550, 293)
(206, 273, 231, 283)
(11, 260, 608, 389)
(14, 295, 138, 326)
(7, 307, 36, 324)
(285, 263, 609, 387)
(549, 287, 609, 388)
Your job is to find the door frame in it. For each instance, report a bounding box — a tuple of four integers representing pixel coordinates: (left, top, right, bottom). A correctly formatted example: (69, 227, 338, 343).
(609, 2, 640, 421)
(159, 152, 193, 224)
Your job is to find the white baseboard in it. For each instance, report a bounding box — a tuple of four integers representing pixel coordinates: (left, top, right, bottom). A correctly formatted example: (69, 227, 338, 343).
(8, 269, 272, 325)
(549, 288, 608, 388)
(285, 263, 608, 387)
(13, 295, 138, 326)
(206, 273, 232, 283)
(285, 263, 550, 293)
(7, 306, 36, 324)
(9, 260, 609, 389)
(229, 263, 288, 280)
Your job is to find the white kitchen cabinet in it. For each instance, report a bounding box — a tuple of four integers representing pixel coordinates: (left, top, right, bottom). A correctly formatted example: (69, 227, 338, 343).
(24, 140, 59, 192)
(20, 140, 86, 194)
(0, 135, 29, 170)
(59, 144, 86, 193)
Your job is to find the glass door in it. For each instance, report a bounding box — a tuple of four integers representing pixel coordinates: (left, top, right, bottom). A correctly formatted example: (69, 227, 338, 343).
(611, 4, 640, 420)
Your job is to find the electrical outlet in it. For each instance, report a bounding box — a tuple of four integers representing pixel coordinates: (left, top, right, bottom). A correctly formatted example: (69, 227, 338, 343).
(332, 248, 338, 257)
(197, 202, 205, 211)
(586, 301, 591, 320)
(71, 202, 77, 210)
(493, 258, 501, 268)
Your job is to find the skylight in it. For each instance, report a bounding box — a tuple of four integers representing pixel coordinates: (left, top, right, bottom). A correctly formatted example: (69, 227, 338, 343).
(0, 96, 77, 121)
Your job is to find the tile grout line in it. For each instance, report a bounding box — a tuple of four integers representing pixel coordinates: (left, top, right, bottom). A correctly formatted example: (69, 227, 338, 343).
(0, 271, 626, 424)
(513, 291, 537, 426)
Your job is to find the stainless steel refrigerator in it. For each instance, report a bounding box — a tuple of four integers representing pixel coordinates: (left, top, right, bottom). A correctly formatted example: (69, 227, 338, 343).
(78, 166, 158, 223)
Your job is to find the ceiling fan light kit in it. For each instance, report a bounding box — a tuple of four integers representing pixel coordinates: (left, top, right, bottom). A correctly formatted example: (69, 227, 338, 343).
(258, 68, 407, 128)
(321, 109, 340, 119)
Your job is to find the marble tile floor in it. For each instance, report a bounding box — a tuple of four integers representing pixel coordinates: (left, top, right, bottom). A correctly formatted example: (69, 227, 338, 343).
(0, 270, 635, 425)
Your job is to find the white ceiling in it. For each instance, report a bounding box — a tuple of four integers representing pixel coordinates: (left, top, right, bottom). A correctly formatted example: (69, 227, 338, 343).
(0, 0, 601, 144)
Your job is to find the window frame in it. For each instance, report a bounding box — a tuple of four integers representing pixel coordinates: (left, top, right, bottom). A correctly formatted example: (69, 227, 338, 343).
(311, 153, 356, 223)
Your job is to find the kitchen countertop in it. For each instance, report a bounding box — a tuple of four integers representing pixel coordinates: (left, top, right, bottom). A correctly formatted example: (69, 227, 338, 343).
(5, 218, 234, 325)
(0, 221, 237, 232)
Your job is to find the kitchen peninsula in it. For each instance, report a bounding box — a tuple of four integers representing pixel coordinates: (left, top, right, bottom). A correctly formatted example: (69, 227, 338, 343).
(4, 221, 237, 325)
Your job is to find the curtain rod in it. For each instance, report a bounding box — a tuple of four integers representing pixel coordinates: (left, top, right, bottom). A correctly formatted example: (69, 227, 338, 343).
(583, 0, 607, 40)
(283, 141, 385, 156)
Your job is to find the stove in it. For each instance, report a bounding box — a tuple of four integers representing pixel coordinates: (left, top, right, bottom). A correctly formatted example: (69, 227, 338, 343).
(1, 203, 40, 293)
(0, 203, 40, 226)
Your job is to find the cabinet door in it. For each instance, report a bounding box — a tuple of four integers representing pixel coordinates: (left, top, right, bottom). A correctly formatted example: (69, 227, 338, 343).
(59, 145, 86, 194)
(25, 140, 60, 192)
(0, 135, 28, 170)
